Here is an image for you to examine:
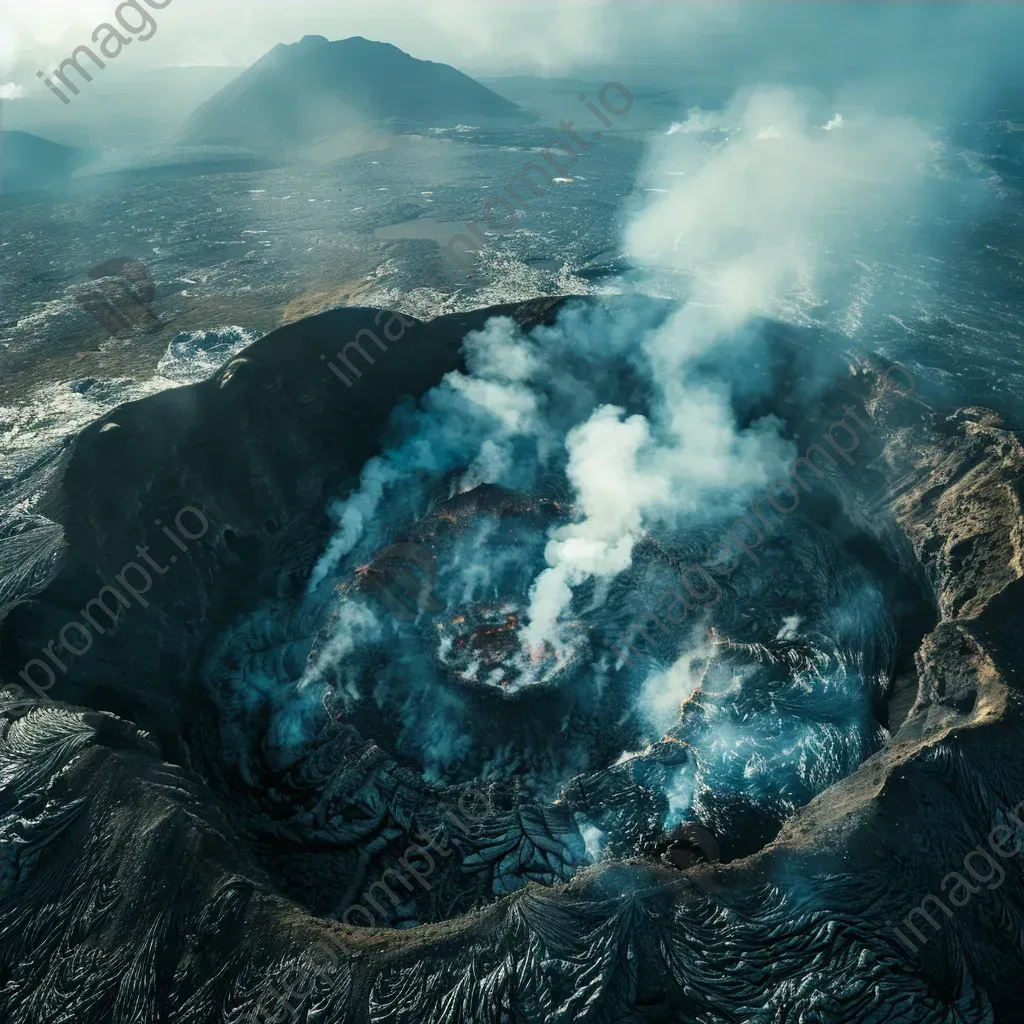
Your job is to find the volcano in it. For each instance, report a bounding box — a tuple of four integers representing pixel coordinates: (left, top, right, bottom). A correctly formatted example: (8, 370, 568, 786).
(179, 35, 526, 149)
(2, 296, 1023, 1020)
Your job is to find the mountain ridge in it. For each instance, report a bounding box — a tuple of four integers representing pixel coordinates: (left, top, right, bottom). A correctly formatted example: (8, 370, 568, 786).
(0, 130, 98, 196)
(179, 35, 527, 149)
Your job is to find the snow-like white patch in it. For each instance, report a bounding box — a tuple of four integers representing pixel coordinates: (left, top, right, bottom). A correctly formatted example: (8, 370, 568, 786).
(157, 326, 260, 384)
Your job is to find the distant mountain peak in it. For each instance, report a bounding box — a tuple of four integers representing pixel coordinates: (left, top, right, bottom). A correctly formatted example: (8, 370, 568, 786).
(180, 36, 525, 149)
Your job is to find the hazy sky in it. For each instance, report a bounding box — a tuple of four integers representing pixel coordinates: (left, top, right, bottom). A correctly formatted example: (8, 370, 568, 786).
(0, 0, 641, 76)
(2, 0, 1022, 116)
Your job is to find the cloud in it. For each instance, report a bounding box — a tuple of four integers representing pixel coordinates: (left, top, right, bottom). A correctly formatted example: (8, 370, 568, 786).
(0, 82, 24, 99)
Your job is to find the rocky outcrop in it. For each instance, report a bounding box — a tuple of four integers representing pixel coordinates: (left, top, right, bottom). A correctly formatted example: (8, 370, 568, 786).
(3, 300, 1024, 1021)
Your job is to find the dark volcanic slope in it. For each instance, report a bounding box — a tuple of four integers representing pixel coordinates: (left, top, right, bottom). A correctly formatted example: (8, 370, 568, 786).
(180, 35, 526, 148)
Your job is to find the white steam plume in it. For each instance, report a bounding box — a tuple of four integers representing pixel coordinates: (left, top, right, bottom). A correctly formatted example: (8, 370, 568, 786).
(518, 87, 932, 648)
